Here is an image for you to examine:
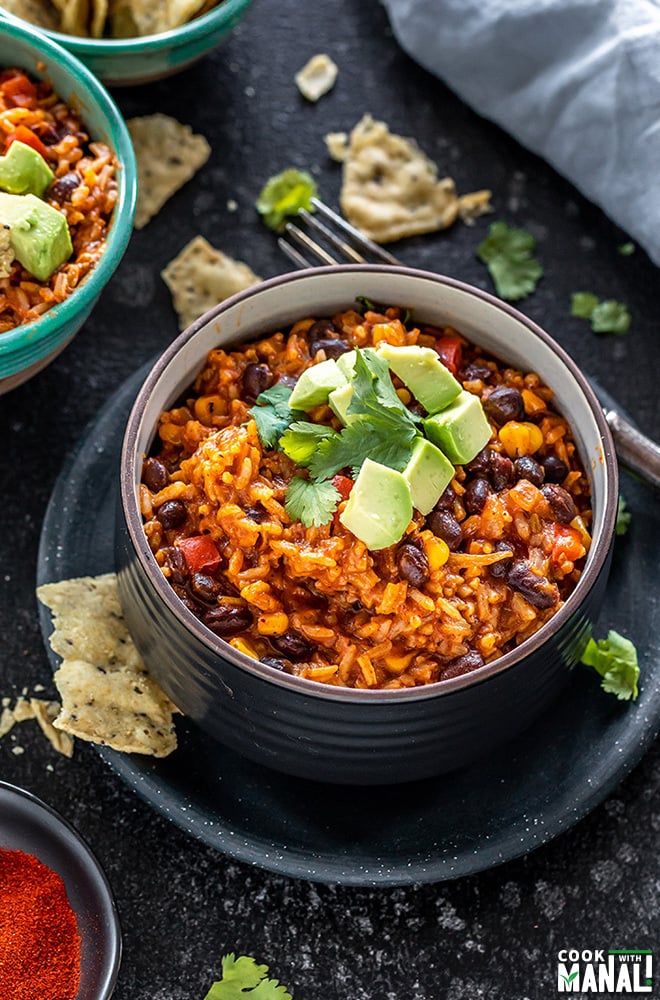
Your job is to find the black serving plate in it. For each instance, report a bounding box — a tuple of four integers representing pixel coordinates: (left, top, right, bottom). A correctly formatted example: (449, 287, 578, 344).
(0, 781, 121, 998)
(36, 365, 660, 886)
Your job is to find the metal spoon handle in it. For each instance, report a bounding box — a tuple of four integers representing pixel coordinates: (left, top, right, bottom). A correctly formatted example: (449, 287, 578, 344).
(604, 409, 660, 489)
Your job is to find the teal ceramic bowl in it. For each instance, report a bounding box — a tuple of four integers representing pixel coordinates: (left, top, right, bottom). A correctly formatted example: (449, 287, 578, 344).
(42, 0, 254, 87)
(0, 18, 137, 393)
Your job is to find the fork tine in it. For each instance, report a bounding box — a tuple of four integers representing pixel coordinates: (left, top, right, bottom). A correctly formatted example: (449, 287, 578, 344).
(311, 197, 401, 266)
(283, 221, 340, 266)
(277, 236, 314, 269)
(298, 209, 366, 264)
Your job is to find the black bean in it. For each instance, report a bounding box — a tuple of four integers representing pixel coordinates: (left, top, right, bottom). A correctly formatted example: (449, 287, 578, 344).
(464, 477, 490, 514)
(243, 363, 273, 403)
(397, 543, 430, 588)
(466, 447, 491, 475)
(489, 540, 514, 579)
(203, 604, 253, 638)
(434, 485, 456, 511)
(271, 633, 314, 661)
(261, 655, 292, 673)
(307, 319, 337, 340)
(155, 499, 187, 530)
(483, 386, 525, 426)
(163, 546, 187, 584)
(490, 452, 514, 490)
(507, 560, 559, 608)
(514, 455, 544, 487)
(309, 337, 350, 359)
(245, 505, 267, 522)
(440, 650, 485, 680)
(462, 362, 494, 383)
(189, 573, 221, 604)
(49, 171, 82, 202)
(541, 484, 577, 524)
(426, 510, 463, 550)
(543, 455, 569, 483)
(142, 457, 168, 492)
(174, 587, 204, 617)
(37, 120, 70, 146)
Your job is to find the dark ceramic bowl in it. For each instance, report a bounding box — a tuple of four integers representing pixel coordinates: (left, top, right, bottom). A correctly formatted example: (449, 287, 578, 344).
(0, 780, 121, 998)
(116, 266, 618, 785)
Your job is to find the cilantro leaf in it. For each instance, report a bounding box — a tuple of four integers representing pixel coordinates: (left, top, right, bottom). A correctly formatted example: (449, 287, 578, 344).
(204, 954, 293, 1000)
(590, 300, 631, 334)
(348, 349, 419, 424)
(616, 494, 631, 536)
(617, 241, 635, 256)
(249, 384, 304, 449)
(477, 221, 543, 301)
(579, 629, 640, 701)
(256, 168, 317, 230)
(279, 421, 338, 466)
(570, 292, 600, 319)
(284, 476, 340, 527)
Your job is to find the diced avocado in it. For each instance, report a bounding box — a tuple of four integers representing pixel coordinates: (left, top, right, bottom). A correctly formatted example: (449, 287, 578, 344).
(288, 358, 347, 410)
(377, 343, 461, 413)
(423, 390, 492, 465)
(336, 349, 357, 378)
(0, 141, 54, 198)
(339, 458, 413, 550)
(402, 437, 455, 515)
(0, 192, 72, 281)
(328, 382, 355, 425)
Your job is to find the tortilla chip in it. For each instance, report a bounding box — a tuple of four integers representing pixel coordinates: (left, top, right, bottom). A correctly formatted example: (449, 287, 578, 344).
(338, 114, 492, 245)
(12, 697, 35, 723)
(0, 706, 15, 738)
(108, 0, 136, 36)
(89, 0, 107, 36)
(30, 699, 75, 758)
(0, 0, 60, 28)
(457, 189, 493, 225)
(37, 573, 179, 758)
(127, 114, 211, 228)
(295, 54, 338, 102)
(51, 0, 90, 35)
(162, 235, 261, 330)
(165, 0, 206, 29)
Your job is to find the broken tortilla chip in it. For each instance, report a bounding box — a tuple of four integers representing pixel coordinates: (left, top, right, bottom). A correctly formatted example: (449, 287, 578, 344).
(127, 114, 211, 229)
(338, 113, 491, 244)
(0, 0, 60, 28)
(162, 235, 261, 331)
(295, 53, 338, 102)
(37, 573, 179, 758)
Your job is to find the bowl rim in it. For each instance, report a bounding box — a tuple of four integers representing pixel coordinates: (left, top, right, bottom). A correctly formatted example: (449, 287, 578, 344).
(0, 778, 122, 1000)
(120, 264, 619, 704)
(41, 0, 253, 51)
(0, 17, 137, 359)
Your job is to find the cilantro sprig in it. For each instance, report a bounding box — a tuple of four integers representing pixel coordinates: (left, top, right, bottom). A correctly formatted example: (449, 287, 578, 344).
(477, 221, 543, 301)
(284, 477, 341, 527)
(256, 168, 317, 230)
(580, 629, 640, 701)
(616, 494, 632, 536)
(249, 384, 305, 449)
(570, 292, 631, 334)
(204, 954, 292, 1000)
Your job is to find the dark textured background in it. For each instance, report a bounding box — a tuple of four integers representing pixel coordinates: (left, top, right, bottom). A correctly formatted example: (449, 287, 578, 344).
(1, 1, 659, 998)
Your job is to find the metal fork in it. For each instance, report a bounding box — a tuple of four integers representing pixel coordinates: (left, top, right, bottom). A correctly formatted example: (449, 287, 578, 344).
(278, 198, 660, 490)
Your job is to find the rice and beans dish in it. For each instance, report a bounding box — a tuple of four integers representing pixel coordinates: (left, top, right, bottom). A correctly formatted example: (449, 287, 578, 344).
(140, 303, 592, 690)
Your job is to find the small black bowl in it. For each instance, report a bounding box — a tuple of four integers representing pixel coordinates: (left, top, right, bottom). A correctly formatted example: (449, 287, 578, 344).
(0, 781, 121, 999)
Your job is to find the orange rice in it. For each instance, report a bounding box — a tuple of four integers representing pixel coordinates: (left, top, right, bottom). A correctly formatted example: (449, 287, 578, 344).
(141, 305, 593, 690)
(0, 67, 119, 332)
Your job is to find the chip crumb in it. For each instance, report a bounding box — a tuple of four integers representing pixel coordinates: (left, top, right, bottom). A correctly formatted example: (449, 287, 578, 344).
(338, 113, 491, 244)
(162, 235, 261, 331)
(11, 746, 25, 756)
(295, 53, 338, 102)
(31, 699, 74, 759)
(457, 189, 493, 225)
(325, 131, 349, 163)
(37, 573, 180, 758)
(227, 198, 238, 212)
(127, 114, 211, 229)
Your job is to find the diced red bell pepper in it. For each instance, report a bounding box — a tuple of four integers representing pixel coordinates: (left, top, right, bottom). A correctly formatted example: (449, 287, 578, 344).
(1, 73, 37, 108)
(435, 334, 463, 375)
(551, 524, 584, 565)
(332, 474, 354, 501)
(177, 535, 221, 574)
(5, 125, 49, 160)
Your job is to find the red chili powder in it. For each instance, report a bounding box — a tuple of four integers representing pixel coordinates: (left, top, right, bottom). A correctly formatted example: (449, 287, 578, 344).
(0, 848, 81, 1000)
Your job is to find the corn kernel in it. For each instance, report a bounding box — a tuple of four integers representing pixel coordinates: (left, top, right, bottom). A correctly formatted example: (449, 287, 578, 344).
(257, 612, 289, 636)
(420, 531, 450, 571)
(194, 395, 225, 423)
(498, 420, 544, 458)
(521, 388, 546, 416)
(384, 651, 415, 675)
(229, 637, 258, 659)
(396, 387, 412, 405)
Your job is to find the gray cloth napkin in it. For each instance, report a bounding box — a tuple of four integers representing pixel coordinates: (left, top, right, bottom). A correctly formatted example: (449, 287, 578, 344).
(383, 0, 660, 265)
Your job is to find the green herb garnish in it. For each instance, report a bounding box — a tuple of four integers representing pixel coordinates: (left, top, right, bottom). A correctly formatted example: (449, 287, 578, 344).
(249, 384, 303, 449)
(477, 221, 543, 301)
(204, 954, 292, 1000)
(580, 629, 640, 701)
(284, 476, 341, 528)
(570, 292, 631, 334)
(279, 421, 338, 466)
(617, 241, 635, 256)
(616, 494, 631, 536)
(256, 168, 317, 230)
